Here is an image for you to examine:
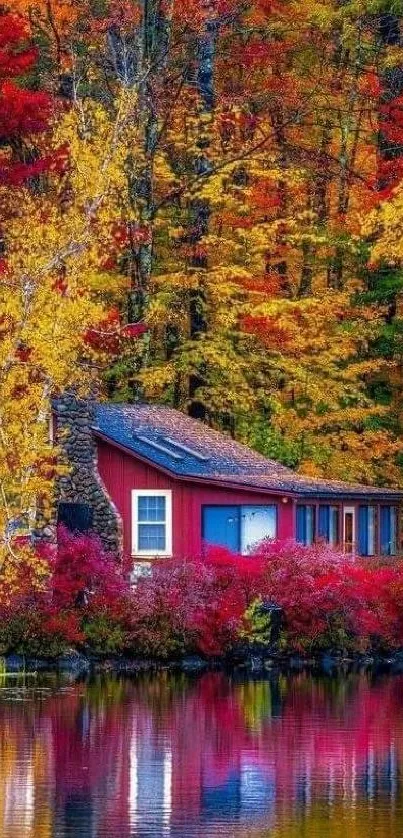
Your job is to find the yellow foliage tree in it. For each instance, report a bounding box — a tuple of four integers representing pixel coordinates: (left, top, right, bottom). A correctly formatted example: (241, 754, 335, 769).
(0, 92, 138, 575)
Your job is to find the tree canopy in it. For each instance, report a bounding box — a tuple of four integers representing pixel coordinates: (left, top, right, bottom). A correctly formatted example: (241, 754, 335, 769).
(2, 0, 403, 558)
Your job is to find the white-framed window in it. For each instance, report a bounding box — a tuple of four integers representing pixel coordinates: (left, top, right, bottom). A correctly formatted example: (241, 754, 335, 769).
(343, 506, 356, 555)
(132, 490, 172, 557)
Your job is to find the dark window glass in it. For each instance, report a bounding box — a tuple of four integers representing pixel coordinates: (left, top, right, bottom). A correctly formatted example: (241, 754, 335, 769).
(296, 506, 315, 546)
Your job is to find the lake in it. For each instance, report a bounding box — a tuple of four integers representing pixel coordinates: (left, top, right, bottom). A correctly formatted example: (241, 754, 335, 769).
(0, 667, 402, 837)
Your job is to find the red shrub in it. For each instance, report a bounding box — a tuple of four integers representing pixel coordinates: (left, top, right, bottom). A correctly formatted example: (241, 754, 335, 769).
(0, 528, 131, 657)
(3, 533, 403, 659)
(51, 526, 129, 609)
(128, 560, 245, 657)
(134, 541, 403, 656)
(253, 539, 403, 652)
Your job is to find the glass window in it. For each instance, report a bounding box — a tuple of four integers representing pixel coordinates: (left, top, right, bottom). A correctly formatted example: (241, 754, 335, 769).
(367, 507, 376, 556)
(305, 506, 314, 545)
(138, 495, 166, 523)
(391, 507, 398, 556)
(359, 506, 376, 556)
(132, 491, 172, 556)
(381, 506, 398, 556)
(240, 506, 277, 554)
(138, 524, 166, 551)
(318, 505, 339, 545)
(329, 507, 339, 546)
(202, 506, 240, 553)
(296, 506, 315, 546)
(202, 505, 277, 554)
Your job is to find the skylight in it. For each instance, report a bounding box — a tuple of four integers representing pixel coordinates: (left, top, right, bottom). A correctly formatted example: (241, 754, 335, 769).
(135, 435, 184, 460)
(162, 436, 210, 462)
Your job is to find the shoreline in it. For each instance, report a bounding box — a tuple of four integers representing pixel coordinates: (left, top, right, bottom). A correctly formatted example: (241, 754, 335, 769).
(3, 649, 403, 678)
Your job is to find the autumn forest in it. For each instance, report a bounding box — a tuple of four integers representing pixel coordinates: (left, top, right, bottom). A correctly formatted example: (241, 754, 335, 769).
(2, 0, 403, 552)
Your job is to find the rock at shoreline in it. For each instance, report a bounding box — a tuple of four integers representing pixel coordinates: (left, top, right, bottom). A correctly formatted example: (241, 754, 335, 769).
(180, 656, 209, 673)
(57, 651, 91, 675)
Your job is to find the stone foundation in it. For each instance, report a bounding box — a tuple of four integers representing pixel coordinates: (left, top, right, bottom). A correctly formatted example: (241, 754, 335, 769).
(53, 393, 122, 554)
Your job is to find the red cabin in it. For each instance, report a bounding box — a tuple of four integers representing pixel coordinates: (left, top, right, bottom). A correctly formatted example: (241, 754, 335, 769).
(71, 403, 402, 565)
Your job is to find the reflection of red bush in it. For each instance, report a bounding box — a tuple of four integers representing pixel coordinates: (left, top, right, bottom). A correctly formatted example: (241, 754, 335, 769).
(1, 669, 403, 832)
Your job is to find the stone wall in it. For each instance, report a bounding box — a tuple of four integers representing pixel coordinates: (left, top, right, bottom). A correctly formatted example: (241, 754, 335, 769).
(53, 393, 122, 554)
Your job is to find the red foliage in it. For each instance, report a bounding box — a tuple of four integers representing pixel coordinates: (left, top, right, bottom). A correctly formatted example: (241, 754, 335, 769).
(172, 0, 238, 27)
(0, 14, 37, 76)
(129, 558, 245, 656)
(252, 540, 403, 652)
(121, 322, 148, 338)
(359, 71, 382, 99)
(0, 155, 50, 186)
(84, 308, 122, 355)
(241, 314, 291, 349)
(379, 95, 403, 148)
(0, 82, 53, 137)
(129, 542, 403, 656)
(48, 526, 128, 610)
(241, 40, 273, 69)
(237, 273, 283, 295)
(250, 181, 281, 214)
(84, 309, 148, 354)
(14, 344, 32, 362)
(0, 12, 55, 188)
(2, 533, 403, 659)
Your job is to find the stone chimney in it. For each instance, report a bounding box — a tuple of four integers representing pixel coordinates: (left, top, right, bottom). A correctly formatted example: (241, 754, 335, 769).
(53, 392, 122, 554)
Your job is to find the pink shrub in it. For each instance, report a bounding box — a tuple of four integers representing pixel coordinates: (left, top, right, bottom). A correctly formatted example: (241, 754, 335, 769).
(3, 532, 403, 658)
(253, 539, 403, 652)
(0, 528, 131, 657)
(130, 559, 249, 657)
(51, 526, 129, 609)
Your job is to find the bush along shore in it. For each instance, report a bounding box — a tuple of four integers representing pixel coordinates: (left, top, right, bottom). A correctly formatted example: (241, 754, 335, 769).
(3, 527, 403, 674)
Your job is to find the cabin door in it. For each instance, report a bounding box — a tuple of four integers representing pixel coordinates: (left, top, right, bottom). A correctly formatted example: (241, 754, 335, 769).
(343, 506, 355, 554)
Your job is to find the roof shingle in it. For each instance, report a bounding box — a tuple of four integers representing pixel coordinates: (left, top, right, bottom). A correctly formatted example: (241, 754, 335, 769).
(93, 403, 403, 500)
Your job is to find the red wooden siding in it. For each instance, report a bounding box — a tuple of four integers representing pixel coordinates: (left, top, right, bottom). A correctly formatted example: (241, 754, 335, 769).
(97, 438, 401, 558)
(97, 439, 294, 558)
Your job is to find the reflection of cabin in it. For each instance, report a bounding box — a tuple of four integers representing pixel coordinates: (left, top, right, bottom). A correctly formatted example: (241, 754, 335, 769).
(53, 397, 403, 562)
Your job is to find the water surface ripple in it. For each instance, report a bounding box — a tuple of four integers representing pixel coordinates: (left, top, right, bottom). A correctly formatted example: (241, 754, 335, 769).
(0, 669, 401, 837)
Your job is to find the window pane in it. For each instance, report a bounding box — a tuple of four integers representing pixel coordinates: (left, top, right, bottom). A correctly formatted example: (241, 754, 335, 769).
(138, 524, 166, 551)
(203, 507, 240, 553)
(318, 506, 330, 540)
(368, 507, 376, 556)
(138, 496, 166, 522)
(391, 507, 398, 556)
(296, 505, 315, 546)
(241, 506, 277, 554)
(296, 507, 306, 543)
(380, 506, 397, 556)
(305, 506, 315, 546)
(358, 506, 368, 555)
(329, 507, 339, 546)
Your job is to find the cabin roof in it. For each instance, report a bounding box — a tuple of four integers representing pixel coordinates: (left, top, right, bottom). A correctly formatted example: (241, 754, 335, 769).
(92, 403, 403, 500)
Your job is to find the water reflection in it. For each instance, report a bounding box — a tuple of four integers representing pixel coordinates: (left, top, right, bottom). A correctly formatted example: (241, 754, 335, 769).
(0, 670, 402, 836)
